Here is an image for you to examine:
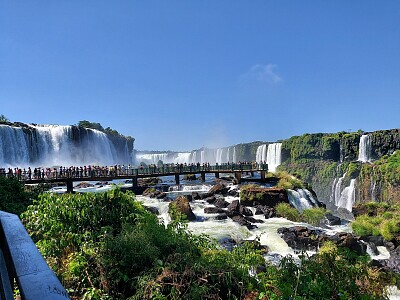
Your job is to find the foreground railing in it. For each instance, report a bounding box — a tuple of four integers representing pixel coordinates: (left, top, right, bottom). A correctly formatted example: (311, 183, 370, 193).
(0, 211, 69, 300)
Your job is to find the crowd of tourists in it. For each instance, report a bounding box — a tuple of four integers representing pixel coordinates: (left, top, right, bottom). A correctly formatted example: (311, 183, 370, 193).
(0, 161, 266, 181)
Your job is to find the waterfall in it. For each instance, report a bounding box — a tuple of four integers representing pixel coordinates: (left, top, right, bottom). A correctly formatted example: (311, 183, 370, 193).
(266, 143, 282, 173)
(358, 134, 372, 162)
(0, 125, 30, 167)
(233, 146, 237, 163)
(287, 189, 316, 212)
(336, 179, 356, 212)
(0, 124, 133, 167)
(256, 144, 267, 163)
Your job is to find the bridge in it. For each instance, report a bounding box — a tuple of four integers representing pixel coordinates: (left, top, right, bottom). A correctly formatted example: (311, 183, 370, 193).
(10, 163, 269, 193)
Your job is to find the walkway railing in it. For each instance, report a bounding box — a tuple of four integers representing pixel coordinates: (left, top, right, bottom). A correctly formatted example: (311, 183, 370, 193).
(0, 211, 69, 300)
(0, 163, 268, 181)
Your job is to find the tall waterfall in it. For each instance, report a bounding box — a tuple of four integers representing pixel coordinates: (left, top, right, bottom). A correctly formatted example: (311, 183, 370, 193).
(330, 172, 356, 212)
(256, 144, 268, 163)
(358, 134, 372, 162)
(0, 124, 133, 167)
(266, 143, 282, 173)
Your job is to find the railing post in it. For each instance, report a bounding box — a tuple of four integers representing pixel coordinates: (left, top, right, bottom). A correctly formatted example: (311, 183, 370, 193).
(175, 174, 180, 185)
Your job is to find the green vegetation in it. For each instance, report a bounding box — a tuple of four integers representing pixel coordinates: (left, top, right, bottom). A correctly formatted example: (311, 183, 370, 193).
(0, 114, 9, 122)
(77, 120, 134, 140)
(0, 176, 33, 215)
(20, 188, 395, 299)
(275, 203, 327, 226)
(275, 171, 305, 190)
(275, 203, 300, 222)
(352, 202, 400, 241)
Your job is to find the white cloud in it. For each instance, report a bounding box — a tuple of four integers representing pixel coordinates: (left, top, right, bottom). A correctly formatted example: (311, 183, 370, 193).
(240, 64, 282, 85)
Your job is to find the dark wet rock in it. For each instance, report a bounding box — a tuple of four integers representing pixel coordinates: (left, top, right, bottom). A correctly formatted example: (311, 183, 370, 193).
(230, 215, 257, 230)
(208, 183, 229, 196)
(192, 192, 201, 200)
(204, 196, 216, 204)
(162, 196, 174, 202)
(142, 188, 161, 198)
(144, 206, 159, 215)
(226, 200, 240, 213)
(371, 246, 400, 274)
(255, 205, 276, 219)
(75, 182, 94, 189)
(239, 205, 253, 216)
(278, 226, 367, 256)
(385, 241, 397, 252)
(219, 237, 237, 251)
(245, 216, 264, 224)
(169, 196, 196, 221)
(204, 207, 225, 214)
(214, 198, 230, 208)
(214, 213, 228, 220)
(323, 213, 342, 226)
(240, 187, 289, 207)
(183, 174, 197, 181)
(360, 235, 385, 247)
(156, 192, 167, 199)
(228, 188, 239, 197)
(186, 194, 193, 202)
(200, 192, 212, 199)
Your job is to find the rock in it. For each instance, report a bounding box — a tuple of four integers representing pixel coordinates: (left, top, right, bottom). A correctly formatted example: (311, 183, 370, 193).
(169, 196, 196, 221)
(240, 187, 289, 207)
(156, 192, 167, 199)
(213, 198, 230, 208)
(219, 237, 237, 251)
(323, 213, 342, 226)
(226, 200, 240, 213)
(75, 182, 94, 189)
(192, 192, 201, 200)
(371, 246, 400, 274)
(204, 207, 225, 214)
(228, 188, 239, 197)
(203, 196, 216, 204)
(214, 213, 228, 220)
(183, 174, 197, 181)
(144, 206, 159, 215)
(230, 214, 257, 230)
(255, 205, 276, 218)
(360, 235, 385, 247)
(245, 216, 264, 224)
(239, 205, 253, 216)
(208, 183, 229, 196)
(328, 232, 367, 256)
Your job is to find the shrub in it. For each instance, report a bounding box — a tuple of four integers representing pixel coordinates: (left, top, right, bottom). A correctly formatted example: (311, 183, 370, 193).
(275, 203, 300, 222)
(301, 207, 327, 226)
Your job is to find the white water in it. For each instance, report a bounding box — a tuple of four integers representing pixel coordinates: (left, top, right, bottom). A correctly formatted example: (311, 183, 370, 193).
(135, 146, 239, 165)
(256, 144, 268, 163)
(266, 143, 282, 172)
(358, 134, 372, 162)
(287, 189, 317, 212)
(336, 179, 356, 212)
(0, 124, 132, 167)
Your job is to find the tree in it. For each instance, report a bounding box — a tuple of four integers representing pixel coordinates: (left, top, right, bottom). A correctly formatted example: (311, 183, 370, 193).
(0, 114, 9, 122)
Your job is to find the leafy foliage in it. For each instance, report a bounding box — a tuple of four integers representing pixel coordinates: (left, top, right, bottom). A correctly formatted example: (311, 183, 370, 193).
(0, 176, 32, 215)
(275, 203, 300, 222)
(0, 114, 9, 122)
(275, 203, 327, 225)
(77, 120, 134, 140)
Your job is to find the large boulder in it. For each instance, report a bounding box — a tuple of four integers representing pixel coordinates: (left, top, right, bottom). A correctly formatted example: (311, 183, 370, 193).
(208, 183, 229, 196)
(168, 196, 196, 221)
(240, 187, 289, 207)
(204, 207, 225, 214)
(213, 198, 230, 208)
(226, 200, 240, 213)
(278, 226, 367, 256)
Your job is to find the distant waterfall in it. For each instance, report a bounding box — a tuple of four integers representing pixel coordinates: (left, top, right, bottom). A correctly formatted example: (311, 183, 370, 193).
(358, 134, 372, 162)
(330, 172, 356, 212)
(287, 189, 318, 212)
(135, 146, 239, 165)
(0, 124, 133, 167)
(266, 143, 282, 172)
(256, 144, 267, 163)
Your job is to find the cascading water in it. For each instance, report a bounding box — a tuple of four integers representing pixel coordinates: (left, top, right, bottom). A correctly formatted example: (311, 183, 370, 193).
(287, 189, 317, 212)
(330, 172, 356, 212)
(0, 124, 133, 167)
(358, 134, 372, 162)
(266, 143, 282, 173)
(256, 144, 268, 163)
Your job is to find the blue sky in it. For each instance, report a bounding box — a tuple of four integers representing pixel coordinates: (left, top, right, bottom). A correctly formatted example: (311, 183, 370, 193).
(1, 1, 399, 151)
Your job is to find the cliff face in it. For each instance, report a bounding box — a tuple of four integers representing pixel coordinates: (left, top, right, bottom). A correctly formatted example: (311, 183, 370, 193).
(277, 129, 400, 207)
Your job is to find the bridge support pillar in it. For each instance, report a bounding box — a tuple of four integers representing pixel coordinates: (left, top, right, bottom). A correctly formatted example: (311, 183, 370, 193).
(175, 174, 180, 185)
(234, 172, 242, 184)
(200, 172, 206, 182)
(131, 177, 138, 189)
(260, 171, 266, 181)
(215, 172, 219, 179)
(66, 180, 73, 193)
(250, 171, 254, 177)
